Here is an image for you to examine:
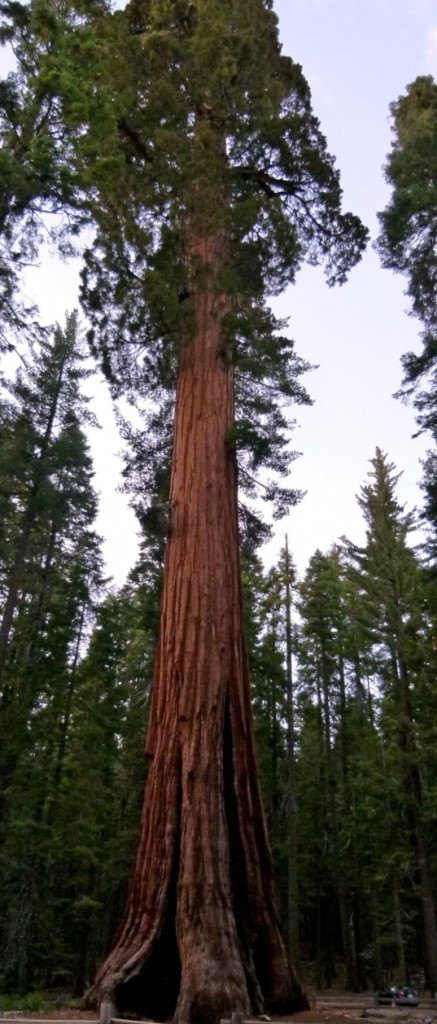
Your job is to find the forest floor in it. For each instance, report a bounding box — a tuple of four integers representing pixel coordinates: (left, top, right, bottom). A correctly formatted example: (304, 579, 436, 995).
(2, 1001, 436, 1024)
(290, 1010, 436, 1024)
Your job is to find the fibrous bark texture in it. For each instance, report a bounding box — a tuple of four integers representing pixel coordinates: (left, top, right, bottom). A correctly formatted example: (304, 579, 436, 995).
(92, 230, 308, 1024)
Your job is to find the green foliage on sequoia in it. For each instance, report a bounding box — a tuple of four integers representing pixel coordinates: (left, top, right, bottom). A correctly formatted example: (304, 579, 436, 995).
(0, 0, 367, 515)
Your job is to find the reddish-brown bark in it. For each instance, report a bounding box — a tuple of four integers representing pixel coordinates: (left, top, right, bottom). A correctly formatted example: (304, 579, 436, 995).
(92, 229, 307, 1023)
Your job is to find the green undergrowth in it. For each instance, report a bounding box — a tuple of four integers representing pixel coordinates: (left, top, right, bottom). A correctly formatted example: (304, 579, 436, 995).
(0, 992, 59, 1013)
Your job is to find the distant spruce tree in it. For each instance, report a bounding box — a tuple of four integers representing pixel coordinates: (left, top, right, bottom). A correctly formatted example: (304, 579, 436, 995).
(348, 450, 437, 992)
(0, 311, 95, 684)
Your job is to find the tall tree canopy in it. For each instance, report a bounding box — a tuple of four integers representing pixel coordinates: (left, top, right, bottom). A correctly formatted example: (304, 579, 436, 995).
(0, 2, 367, 1022)
(377, 75, 437, 432)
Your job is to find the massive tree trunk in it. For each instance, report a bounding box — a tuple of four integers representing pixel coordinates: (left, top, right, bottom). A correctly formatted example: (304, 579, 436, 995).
(91, 229, 307, 1023)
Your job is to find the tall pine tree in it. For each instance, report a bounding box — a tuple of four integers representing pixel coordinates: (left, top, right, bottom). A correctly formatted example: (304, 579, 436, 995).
(348, 449, 437, 991)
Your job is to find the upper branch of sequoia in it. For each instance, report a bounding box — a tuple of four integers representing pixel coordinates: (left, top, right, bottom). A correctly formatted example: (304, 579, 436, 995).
(0, 0, 368, 515)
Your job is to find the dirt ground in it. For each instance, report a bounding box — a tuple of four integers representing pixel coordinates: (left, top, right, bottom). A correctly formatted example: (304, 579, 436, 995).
(3, 1004, 436, 1024)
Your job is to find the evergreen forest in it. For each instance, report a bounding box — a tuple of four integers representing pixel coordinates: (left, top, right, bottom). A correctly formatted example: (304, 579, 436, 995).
(1, 0, 437, 1016)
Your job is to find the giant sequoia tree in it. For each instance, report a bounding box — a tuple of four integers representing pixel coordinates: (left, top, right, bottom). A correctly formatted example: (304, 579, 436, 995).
(0, 1, 367, 1020)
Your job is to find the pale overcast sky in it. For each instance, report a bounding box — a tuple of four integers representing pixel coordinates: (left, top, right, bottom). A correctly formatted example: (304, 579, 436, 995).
(20, 1, 437, 582)
(266, 0, 436, 572)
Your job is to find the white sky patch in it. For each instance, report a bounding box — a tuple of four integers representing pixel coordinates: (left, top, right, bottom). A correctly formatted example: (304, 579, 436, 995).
(425, 24, 437, 75)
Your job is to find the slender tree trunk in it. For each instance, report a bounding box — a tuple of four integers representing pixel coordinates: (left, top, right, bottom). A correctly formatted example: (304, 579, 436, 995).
(393, 878, 407, 982)
(91, 229, 307, 1023)
(369, 891, 382, 987)
(267, 627, 280, 838)
(321, 648, 358, 990)
(338, 649, 359, 990)
(284, 538, 299, 964)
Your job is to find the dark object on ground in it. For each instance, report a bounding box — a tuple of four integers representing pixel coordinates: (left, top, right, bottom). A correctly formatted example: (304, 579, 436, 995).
(375, 985, 419, 1007)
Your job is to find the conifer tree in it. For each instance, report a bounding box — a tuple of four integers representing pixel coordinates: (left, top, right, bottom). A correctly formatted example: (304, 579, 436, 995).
(349, 449, 437, 992)
(245, 542, 300, 964)
(376, 77, 437, 527)
(297, 548, 361, 989)
(377, 75, 437, 410)
(0, 415, 105, 993)
(0, 533, 105, 994)
(0, 313, 103, 964)
(0, 311, 95, 686)
(0, 3, 367, 1019)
